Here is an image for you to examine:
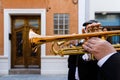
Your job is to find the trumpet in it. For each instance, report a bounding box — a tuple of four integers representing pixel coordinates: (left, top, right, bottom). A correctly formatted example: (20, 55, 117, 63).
(29, 29, 120, 56)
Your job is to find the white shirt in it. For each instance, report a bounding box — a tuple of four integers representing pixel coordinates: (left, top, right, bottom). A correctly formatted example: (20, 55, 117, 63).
(97, 52, 117, 67)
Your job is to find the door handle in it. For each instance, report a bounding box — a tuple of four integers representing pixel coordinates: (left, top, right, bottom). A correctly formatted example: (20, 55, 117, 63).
(9, 33, 12, 40)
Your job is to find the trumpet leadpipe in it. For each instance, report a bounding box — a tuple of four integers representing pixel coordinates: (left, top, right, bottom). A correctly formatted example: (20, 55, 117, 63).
(29, 29, 120, 56)
(29, 29, 120, 45)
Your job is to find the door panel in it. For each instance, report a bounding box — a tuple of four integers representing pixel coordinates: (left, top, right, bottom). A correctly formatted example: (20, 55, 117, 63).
(11, 16, 41, 68)
(14, 28, 24, 66)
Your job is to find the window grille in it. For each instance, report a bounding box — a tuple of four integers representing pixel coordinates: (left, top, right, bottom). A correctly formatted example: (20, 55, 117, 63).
(54, 13, 69, 35)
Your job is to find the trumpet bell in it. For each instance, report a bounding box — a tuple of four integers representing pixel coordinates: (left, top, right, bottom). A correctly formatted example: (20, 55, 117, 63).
(29, 29, 120, 56)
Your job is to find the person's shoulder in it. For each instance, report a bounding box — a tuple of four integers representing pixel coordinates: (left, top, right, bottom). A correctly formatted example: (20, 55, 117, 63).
(103, 52, 120, 66)
(111, 52, 120, 58)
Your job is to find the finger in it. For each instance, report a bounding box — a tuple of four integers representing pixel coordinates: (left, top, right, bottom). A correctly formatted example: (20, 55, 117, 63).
(85, 42, 94, 49)
(87, 39, 96, 44)
(97, 23, 102, 28)
(89, 37, 101, 42)
(87, 37, 99, 44)
(84, 41, 94, 48)
(82, 43, 92, 52)
(93, 23, 101, 28)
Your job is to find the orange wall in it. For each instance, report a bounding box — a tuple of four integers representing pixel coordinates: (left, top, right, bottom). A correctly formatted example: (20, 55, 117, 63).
(0, 12, 3, 55)
(46, 0, 78, 55)
(46, 0, 78, 35)
(0, 0, 78, 55)
(2, 0, 46, 8)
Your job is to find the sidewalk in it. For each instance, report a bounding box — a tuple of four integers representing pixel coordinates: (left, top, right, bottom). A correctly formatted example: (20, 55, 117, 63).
(0, 74, 67, 80)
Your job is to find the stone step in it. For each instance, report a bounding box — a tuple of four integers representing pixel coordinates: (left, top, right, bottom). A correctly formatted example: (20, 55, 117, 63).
(9, 69, 41, 74)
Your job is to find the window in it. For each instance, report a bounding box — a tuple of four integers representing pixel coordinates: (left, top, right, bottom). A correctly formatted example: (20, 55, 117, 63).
(95, 13, 120, 44)
(54, 14, 69, 35)
(95, 13, 120, 26)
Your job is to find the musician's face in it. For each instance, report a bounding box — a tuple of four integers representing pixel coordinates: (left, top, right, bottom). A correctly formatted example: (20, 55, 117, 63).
(103, 28, 107, 32)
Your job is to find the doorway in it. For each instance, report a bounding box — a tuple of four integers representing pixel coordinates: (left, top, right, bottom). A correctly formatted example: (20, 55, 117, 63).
(11, 16, 41, 69)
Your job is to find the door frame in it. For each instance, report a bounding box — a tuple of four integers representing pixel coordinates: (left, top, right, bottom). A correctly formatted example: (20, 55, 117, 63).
(4, 9, 46, 70)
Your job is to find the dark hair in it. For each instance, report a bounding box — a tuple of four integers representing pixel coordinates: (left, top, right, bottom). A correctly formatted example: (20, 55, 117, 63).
(83, 20, 99, 26)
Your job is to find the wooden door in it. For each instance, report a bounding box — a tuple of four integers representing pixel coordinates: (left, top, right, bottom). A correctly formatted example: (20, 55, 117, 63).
(11, 16, 41, 68)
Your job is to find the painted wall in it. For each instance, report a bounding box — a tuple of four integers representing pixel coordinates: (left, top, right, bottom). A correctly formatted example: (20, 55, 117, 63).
(0, 0, 3, 55)
(46, 0, 78, 55)
(0, 0, 78, 55)
(89, 0, 120, 19)
(0, 0, 46, 55)
(0, 0, 78, 74)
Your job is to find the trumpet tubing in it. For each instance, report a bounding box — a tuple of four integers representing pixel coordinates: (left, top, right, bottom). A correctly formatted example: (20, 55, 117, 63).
(29, 29, 120, 56)
(29, 29, 120, 44)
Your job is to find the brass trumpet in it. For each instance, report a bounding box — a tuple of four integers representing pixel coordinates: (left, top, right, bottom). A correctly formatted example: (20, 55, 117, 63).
(29, 29, 120, 56)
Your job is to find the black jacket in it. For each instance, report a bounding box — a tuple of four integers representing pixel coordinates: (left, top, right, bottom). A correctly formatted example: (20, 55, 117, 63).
(78, 55, 99, 80)
(98, 52, 120, 80)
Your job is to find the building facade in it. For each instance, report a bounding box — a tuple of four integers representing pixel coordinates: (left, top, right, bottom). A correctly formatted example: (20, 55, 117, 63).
(0, 0, 84, 74)
(1, 0, 120, 75)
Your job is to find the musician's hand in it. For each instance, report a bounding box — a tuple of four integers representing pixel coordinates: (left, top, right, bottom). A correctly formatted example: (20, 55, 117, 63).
(82, 37, 117, 60)
(86, 23, 102, 33)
